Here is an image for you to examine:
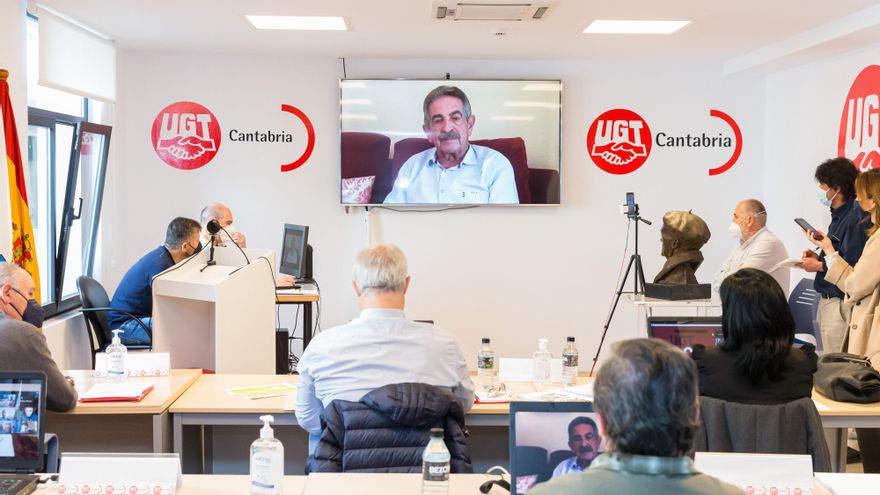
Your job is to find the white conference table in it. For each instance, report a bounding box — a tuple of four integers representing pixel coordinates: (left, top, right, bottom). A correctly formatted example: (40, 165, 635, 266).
(32, 472, 880, 494)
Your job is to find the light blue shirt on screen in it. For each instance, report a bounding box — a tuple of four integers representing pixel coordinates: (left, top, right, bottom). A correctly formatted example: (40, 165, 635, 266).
(552, 456, 587, 478)
(294, 308, 475, 434)
(384, 144, 519, 204)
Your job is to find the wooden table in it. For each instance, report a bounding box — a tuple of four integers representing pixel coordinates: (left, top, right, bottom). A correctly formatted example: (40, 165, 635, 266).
(35, 475, 309, 495)
(276, 291, 320, 352)
(47, 369, 201, 453)
(812, 389, 880, 472)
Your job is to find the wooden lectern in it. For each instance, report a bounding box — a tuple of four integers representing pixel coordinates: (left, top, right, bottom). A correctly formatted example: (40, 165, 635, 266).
(151, 246, 276, 373)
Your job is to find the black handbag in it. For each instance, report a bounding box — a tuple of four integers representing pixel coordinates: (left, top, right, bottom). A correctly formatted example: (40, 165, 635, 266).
(814, 352, 880, 403)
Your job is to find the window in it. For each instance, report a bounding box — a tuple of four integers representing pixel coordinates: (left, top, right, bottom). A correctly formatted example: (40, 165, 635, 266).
(25, 15, 112, 317)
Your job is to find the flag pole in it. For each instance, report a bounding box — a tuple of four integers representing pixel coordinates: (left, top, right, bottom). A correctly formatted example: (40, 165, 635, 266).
(0, 70, 8, 81)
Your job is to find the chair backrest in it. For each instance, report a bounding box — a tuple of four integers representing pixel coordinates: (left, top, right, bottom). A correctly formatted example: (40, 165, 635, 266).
(341, 132, 393, 203)
(788, 278, 821, 351)
(76, 276, 113, 351)
(390, 137, 532, 203)
(695, 395, 831, 472)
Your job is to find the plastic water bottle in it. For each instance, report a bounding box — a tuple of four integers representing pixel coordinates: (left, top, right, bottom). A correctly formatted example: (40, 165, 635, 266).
(250, 415, 284, 495)
(106, 329, 127, 381)
(421, 428, 450, 494)
(477, 338, 496, 390)
(562, 336, 579, 387)
(533, 338, 552, 385)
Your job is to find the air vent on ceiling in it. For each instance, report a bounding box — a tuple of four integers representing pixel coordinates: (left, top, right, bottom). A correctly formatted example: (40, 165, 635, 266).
(433, 2, 551, 21)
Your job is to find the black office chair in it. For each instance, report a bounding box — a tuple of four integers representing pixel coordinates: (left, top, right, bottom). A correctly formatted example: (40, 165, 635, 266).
(76, 275, 152, 368)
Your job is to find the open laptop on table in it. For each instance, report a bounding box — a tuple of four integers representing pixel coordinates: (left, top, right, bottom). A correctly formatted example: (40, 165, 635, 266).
(647, 316, 724, 354)
(0, 371, 47, 495)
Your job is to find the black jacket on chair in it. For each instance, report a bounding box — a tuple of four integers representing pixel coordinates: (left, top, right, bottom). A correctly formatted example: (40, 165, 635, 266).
(307, 382, 473, 473)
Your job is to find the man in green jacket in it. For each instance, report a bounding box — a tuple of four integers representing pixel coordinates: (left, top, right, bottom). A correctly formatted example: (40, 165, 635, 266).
(529, 338, 741, 495)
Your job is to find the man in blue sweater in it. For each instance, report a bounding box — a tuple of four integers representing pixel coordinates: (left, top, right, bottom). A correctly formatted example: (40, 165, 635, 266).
(108, 217, 201, 345)
(800, 158, 871, 353)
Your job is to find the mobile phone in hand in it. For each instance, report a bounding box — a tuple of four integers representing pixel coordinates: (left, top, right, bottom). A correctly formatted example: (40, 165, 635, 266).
(794, 218, 824, 240)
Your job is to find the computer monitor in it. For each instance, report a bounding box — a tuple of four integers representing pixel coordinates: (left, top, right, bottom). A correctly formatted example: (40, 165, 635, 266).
(279, 224, 309, 278)
(647, 316, 724, 353)
(509, 401, 602, 494)
(0, 371, 46, 473)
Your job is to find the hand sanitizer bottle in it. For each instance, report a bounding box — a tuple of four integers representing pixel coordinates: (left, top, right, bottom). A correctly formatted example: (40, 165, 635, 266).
(106, 329, 127, 381)
(250, 415, 284, 495)
(533, 338, 552, 385)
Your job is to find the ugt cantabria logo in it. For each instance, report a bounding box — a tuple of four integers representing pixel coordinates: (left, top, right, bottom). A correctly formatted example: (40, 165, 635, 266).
(587, 109, 653, 175)
(151, 101, 221, 170)
(839, 65, 880, 171)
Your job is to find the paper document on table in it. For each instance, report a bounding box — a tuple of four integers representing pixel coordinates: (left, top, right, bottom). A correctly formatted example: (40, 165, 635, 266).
(282, 392, 297, 411)
(80, 382, 155, 402)
(771, 258, 802, 272)
(812, 399, 831, 411)
(225, 382, 297, 400)
(276, 286, 318, 295)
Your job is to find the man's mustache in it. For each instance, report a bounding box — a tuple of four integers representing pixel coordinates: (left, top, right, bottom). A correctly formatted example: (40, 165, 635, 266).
(438, 130, 461, 141)
(577, 446, 594, 454)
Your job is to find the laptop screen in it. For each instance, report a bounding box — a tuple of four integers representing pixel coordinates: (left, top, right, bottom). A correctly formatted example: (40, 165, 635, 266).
(647, 316, 724, 353)
(509, 402, 602, 494)
(0, 371, 46, 473)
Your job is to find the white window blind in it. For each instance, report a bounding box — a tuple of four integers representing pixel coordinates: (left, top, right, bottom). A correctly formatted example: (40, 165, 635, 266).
(37, 7, 116, 102)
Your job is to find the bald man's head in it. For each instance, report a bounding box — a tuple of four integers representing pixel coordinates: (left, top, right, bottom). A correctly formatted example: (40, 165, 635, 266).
(736, 199, 767, 227)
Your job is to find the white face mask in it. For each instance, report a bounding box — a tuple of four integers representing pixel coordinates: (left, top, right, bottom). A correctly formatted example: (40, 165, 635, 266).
(728, 221, 743, 240)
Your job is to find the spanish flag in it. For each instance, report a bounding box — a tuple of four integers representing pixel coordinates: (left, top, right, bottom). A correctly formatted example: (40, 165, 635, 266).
(0, 70, 40, 302)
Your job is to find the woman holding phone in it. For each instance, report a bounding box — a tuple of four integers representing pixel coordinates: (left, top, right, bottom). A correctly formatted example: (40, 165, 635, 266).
(807, 167, 880, 472)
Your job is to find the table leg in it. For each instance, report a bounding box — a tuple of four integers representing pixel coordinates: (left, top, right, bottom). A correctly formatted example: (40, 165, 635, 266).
(152, 411, 171, 453)
(302, 302, 314, 351)
(173, 414, 183, 455)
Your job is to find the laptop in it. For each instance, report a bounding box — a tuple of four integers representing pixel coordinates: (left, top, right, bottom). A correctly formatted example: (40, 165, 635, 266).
(647, 316, 724, 353)
(509, 401, 601, 494)
(0, 371, 47, 495)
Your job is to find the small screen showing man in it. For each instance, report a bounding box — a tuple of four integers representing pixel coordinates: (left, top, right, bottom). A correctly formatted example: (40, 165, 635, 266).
(551, 416, 601, 477)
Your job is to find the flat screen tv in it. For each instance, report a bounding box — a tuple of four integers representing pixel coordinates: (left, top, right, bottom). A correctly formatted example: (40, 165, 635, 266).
(339, 79, 561, 206)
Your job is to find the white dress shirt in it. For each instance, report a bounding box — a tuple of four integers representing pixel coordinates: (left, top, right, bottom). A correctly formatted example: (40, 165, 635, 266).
(713, 227, 790, 294)
(552, 456, 589, 478)
(294, 308, 475, 434)
(384, 144, 519, 204)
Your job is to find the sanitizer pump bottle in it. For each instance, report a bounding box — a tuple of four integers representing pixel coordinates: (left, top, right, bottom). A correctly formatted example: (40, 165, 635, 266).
(106, 329, 127, 381)
(250, 415, 284, 495)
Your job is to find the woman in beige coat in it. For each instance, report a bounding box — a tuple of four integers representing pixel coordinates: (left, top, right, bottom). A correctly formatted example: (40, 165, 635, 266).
(808, 167, 880, 472)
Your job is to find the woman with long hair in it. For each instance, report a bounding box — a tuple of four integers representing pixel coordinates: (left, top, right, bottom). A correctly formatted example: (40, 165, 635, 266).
(692, 267, 817, 403)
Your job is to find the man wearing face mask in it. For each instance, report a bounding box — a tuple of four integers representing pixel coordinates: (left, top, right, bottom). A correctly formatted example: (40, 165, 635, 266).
(108, 217, 202, 345)
(713, 199, 790, 295)
(0, 263, 77, 411)
(798, 158, 870, 353)
(199, 203, 296, 287)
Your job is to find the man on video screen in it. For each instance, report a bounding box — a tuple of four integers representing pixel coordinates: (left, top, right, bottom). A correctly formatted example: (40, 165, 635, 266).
(551, 416, 601, 477)
(384, 85, 519, 204)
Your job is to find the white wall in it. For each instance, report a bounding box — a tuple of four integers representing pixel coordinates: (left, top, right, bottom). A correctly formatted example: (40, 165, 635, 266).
(765, 42, 880, 294)
(0, 0, 27, 257)
(106, 51, 767, 367)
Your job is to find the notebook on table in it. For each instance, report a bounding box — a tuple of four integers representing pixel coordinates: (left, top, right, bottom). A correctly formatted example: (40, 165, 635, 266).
(0, 371, 47, 495)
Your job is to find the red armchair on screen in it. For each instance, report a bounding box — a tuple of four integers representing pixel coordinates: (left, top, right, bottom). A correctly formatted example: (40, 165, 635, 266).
(341, 132, 393, 204)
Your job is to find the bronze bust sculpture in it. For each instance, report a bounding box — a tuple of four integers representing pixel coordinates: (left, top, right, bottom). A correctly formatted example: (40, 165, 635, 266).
(653, 210, 711, 285)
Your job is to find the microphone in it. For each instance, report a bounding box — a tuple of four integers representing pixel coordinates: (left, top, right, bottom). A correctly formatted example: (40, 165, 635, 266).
(207, 219, 222, 235)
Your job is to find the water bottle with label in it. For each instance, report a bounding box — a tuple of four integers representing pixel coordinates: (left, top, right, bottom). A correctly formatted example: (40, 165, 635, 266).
(562, 336, 579, 387)
(106, 329, 127, 381)
(533, 338, 552, 385)
(477, 338, 495, 389)
(422, 428, 450, 494)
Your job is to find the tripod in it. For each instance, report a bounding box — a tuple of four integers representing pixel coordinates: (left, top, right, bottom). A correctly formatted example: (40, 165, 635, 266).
(590, 206, 652, 375)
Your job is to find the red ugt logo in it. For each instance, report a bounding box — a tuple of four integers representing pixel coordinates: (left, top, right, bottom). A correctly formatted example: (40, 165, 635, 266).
(839, 65, 880, 171)
(587, 109, 653, 175)
(151, 101, 222, 170)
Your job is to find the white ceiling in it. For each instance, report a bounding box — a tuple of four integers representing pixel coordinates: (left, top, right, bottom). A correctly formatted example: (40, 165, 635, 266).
(33, 0, 880, 66)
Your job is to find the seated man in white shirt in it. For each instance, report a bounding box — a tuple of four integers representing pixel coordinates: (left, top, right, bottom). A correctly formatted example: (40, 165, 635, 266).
(295, 243, 475, 445)
(713, 199, 790, 294)
(384, 85, 519, 204)
(551, 416, 602, 478)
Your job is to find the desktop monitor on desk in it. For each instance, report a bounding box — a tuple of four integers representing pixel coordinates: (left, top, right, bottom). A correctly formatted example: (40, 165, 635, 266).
(647, 316, 723, 354)
(280, 224, 312, 280)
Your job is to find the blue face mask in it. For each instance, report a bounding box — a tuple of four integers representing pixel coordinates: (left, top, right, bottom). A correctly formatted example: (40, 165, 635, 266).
(818, 187, 838, 208)
(11, 288, 44, 328)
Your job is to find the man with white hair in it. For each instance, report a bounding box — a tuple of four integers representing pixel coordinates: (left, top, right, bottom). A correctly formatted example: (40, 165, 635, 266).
(0, 263, 77, 411)
(295, 243, 474, 438)
(713, 199, 790, 294)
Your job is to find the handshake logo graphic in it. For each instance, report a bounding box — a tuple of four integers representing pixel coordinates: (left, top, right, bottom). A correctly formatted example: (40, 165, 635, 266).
(587, 109, 653, 175)
(151, 101, 222, 170)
